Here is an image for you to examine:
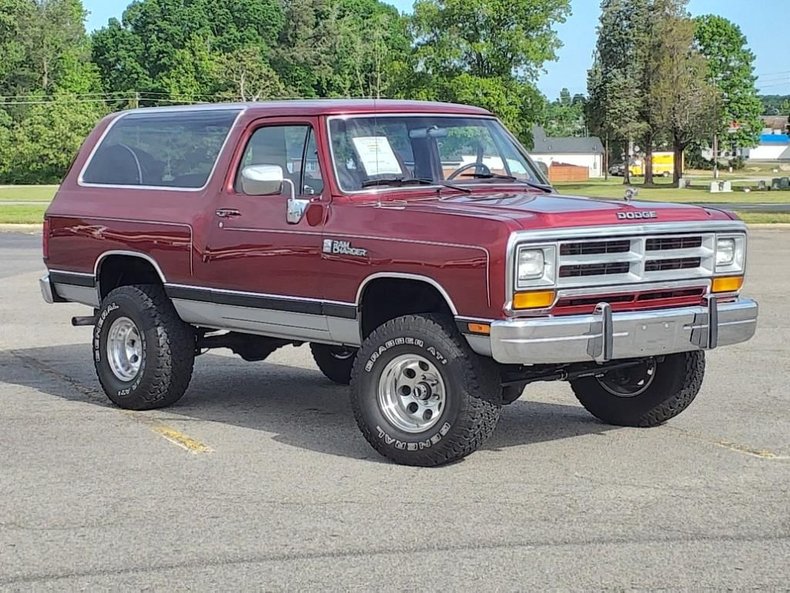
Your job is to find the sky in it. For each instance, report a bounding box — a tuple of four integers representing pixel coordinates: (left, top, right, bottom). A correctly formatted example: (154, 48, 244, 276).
(83, 0, 790, 98)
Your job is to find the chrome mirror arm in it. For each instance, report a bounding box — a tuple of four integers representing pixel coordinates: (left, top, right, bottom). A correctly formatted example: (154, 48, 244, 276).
(284, 179, 309, 224)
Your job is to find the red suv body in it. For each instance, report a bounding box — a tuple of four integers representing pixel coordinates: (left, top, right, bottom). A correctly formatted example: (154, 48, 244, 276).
(40, 100, 758, 466)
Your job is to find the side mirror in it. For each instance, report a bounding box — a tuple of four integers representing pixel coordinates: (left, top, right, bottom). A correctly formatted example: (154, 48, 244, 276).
(240, 165, 284, 196)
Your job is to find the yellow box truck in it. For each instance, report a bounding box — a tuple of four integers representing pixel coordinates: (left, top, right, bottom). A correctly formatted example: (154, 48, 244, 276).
(629, 152, 675, 177)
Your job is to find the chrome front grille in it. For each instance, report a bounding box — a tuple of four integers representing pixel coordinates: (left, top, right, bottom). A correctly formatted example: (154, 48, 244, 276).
(556, 233, 715, 288)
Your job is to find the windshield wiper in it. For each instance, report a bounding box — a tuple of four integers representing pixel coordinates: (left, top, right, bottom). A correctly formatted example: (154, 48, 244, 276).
(459, 172, 554, 193)
(360, 176, 471, 194)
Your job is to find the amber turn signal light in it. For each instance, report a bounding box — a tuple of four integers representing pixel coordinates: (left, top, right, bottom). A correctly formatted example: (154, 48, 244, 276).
(712, 276, 744, 294)
(513, 290, 556, 310)
(467, 323, 491, 335)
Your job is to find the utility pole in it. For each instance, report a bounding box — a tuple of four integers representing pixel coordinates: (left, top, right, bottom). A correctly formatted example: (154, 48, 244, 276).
(712, 132, 719, 180)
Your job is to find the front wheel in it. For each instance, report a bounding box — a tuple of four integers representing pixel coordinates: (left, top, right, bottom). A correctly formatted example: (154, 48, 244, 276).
(94, 284, 195, 410)
(350, 314, 502, 466)
(570, 352, 705, 427)
(310, 343, 357, 385)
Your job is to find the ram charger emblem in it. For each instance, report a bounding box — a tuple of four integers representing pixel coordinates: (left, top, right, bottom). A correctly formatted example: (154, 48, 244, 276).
(323, 239, 368, 257)
(617, 211, 658, 220)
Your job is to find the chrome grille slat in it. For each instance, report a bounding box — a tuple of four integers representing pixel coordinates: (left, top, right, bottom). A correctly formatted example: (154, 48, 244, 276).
(560, 240, 631, 255)
(645, 257, 702, 272)
(559, 262, 631, 278)
(646, 236, 703, 251)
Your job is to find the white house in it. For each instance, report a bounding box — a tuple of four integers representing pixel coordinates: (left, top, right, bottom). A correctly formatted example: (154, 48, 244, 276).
(529, 125, 605, 178)
(746, 116, 790, 161)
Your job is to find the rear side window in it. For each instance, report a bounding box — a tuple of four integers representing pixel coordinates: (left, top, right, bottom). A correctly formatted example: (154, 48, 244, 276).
(81, 109, 240, 189)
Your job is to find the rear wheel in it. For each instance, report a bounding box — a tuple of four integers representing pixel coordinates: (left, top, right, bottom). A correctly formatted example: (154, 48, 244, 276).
(310, 343, 357, 385)
(350, 314, 501, 466)
(570, 352, 705, 427)
(94, 284, 195, 410)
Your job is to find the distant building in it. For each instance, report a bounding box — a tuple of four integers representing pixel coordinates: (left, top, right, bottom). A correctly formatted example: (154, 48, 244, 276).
(529, 126, 605, 178)
(747, 116, 790, 161)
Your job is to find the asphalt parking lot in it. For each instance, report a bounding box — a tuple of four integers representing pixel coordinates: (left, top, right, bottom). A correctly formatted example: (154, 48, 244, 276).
(1, 230, 788, 591)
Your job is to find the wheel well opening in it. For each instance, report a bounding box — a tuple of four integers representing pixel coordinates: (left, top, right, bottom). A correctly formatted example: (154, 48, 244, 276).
(359, 278, 453, 338)
(97, 255, 162, 300)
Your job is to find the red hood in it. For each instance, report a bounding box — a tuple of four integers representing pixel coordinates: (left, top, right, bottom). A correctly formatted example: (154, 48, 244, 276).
(367, 190, 736, 229)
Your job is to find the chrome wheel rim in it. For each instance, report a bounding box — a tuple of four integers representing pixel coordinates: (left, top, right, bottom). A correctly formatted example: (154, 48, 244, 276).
(106, 317, 142, 382)
(597, 359, 657, 398)
(378, 354, 446, 433)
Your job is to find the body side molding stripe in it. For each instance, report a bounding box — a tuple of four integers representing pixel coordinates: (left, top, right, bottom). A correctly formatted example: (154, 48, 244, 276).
(49, 270, 96, 288)
(165, 284, 358, 320)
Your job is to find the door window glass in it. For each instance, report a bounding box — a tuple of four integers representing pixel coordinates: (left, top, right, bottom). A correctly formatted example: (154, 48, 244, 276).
(238, 125, 323, 196)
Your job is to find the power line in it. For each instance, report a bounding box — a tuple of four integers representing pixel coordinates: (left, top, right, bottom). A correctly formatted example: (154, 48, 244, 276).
(755, 70, 790, 77)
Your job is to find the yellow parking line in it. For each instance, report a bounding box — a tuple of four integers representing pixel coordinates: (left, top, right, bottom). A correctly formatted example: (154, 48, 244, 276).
(10, 350, 213, 454)
(149, 423, 213, 453)
(712, 439, 787, 460)
(668, 427, 789, 460)
(126, 413, 213, 454)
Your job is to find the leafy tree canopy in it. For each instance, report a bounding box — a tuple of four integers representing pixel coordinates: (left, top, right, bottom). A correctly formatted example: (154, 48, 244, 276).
(694, 14, 763, 148)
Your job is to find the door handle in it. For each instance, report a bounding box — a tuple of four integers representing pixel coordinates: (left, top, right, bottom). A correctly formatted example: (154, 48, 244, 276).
(215, 208, 241, 218)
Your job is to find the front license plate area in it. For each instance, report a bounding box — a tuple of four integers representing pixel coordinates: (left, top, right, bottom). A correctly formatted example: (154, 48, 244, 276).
(630, 320, 680, 355)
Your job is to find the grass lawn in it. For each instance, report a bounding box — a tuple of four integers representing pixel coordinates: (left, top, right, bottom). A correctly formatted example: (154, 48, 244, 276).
(0, 185, 58, 202)
(737, 213, 790, 224)
(553, 177, 790, 204)
(0, 204, 47, 224)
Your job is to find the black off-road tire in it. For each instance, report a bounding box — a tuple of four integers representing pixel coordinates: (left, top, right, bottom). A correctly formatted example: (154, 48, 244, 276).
(310, 343, 357, 385)
(570, 352, 705, 427)
(94, 284, 195, 411)
(502, 382, 528, 405)
(350, 314, 502, 467)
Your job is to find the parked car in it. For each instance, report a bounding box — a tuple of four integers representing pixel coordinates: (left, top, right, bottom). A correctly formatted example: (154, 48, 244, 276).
(609, 162, 626, 176)
(40, 100, 758, 466)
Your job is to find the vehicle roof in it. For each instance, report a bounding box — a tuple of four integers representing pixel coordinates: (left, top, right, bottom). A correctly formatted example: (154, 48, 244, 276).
(119, 99, 493, 118)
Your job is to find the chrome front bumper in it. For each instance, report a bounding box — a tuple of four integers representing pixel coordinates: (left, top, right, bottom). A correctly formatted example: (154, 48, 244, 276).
(488, 297, 758, 364)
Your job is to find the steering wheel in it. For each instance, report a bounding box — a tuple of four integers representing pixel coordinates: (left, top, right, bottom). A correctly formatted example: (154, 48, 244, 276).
(447, 162, 492, 180)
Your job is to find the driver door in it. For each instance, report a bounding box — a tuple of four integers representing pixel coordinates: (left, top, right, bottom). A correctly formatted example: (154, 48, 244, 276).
(194, 117, 330, 341)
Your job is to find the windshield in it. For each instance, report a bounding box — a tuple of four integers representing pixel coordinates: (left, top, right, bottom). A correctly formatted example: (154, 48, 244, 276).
(328, 115, 549, 192)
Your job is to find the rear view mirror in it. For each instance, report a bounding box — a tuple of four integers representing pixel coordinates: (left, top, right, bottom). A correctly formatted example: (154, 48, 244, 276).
(409, 126, 448, 139)
(241, 165, 284, 196)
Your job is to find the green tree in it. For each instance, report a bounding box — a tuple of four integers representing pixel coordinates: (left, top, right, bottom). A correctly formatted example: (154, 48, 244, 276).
(0, 0, 33, 97)
(586, 0, 650, 184)
(694, 15, 763, 152)
(273, 0, 410, 99)
(759, 95, 789, 116)
(543, 88, 587, 137)
(214, 47, 287, 101)
(4, 55, 107, 183)
(0, 0, 106, 183)
(410, 0, 571, 145)
(639, 0, 689, 185)
(91, 0, 284, 103)
(648, 14, 719, 185)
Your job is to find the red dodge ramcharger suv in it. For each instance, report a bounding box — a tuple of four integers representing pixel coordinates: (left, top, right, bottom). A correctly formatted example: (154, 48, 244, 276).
(40, 100, 758, 466)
